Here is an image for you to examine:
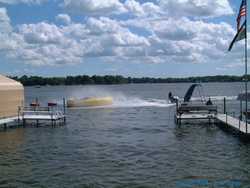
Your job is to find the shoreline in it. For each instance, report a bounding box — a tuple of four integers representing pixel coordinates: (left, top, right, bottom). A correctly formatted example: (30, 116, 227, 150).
(9, 75, 246, 86)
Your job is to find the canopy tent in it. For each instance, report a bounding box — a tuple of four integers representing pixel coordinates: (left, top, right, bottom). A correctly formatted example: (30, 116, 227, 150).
(0, 75, 24, 118)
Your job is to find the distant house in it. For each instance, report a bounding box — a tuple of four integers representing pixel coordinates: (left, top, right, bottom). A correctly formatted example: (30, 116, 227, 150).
(0, 75, 24, 118)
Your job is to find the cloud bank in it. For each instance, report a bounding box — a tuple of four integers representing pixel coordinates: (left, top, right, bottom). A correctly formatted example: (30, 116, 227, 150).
(0, 0, 242, 69)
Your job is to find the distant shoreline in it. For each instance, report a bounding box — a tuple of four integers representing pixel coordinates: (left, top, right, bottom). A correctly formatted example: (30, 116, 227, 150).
(10, 75, 247, 86)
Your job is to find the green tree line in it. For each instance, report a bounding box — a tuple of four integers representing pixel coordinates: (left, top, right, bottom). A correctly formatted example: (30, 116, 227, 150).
(9, 75, 247, 86)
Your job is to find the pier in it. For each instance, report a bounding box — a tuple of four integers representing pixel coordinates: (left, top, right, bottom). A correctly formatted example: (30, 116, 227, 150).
(176, 112, 250, 135)
(174, 91, 250, 137)
(175, 113, 216, 124)
(20, 106, 66, 127)
(0, 100, 66, 129)
(216, 114, 250, 134)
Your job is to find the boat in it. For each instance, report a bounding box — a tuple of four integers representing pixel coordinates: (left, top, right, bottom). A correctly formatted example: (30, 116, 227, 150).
(170, 84, 218, 124)
(168, 92, 179, 103)
(179, 84, 217, 111)
(67, 97, 113, 108)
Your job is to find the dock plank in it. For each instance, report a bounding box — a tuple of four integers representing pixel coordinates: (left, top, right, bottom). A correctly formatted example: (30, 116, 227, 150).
(0, 117, 19, 125)
(23, 114, 65, 120)
(176, 114, 215, 120)
(216, 114, 249, 134)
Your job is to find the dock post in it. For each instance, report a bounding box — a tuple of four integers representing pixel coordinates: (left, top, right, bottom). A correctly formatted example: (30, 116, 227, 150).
(226, 113, 228, 125)
(63, 98, 66, 124)
(22, 107, 25, 127)
(17, 106, 20, 126)
(3, 123, 7, 131)
(246, 121, 248, 134)
(175, 100, 178, 113)
(240, 100, 243, 120)
(35, 98, 39, 111)
(223, 97, 226, 114)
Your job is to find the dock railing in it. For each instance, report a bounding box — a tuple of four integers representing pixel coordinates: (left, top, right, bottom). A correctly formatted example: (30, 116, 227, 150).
(218, 97, 250, 134)
(18, 99, 66, 126)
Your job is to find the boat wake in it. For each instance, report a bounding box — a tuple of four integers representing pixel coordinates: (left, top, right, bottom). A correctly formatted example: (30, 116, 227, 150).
(67, 88, 174, 109)
(69, 97, 174, 109)
(112, 96, 173, 108)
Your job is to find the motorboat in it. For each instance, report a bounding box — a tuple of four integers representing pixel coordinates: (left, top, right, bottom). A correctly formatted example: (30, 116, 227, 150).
(170, 84, 218, 124)
(168, 92, 179, 103)
(67, 97, 113, 108)
(177, 84, 217, 113)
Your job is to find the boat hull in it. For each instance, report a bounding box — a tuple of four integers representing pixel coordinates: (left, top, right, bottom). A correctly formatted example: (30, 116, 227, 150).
(67, 97, 113, 107)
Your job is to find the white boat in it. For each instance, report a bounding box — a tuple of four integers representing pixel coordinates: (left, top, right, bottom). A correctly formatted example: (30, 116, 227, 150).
(171, 84, 218, 124)
(67, 97, 113, 108)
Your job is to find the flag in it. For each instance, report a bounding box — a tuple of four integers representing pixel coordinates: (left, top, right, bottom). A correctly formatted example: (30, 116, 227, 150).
(228, 0, 247, 51)
(228, 21, 246, 51)
(237, 0, 246, 31)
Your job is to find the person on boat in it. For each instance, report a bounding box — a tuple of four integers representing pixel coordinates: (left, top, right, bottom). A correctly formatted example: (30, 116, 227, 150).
(168, 92, 178, 103)
(168, 92, 173, 99)
(206, 97, 213, 105)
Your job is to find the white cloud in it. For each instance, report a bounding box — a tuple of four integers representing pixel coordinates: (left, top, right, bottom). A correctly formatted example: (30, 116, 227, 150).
(124, 0, 144, 16)
(0, 0, 242, 69)
(124, 0, 162, 17)
(19, 22, 65, 44)
(0, 0, 47, 5)
(159, 0, 234, 18)
(61, 0, 233, 18)
(0, 15, 150, 66)
(56, 14, 71, 25)
(62, 0, 126, 16)
(122, 15, 238, 64)
(85, 17, 125, 35)
(5, 16, 238, 66)
(61, 0, 162, 17)
(0, 7, 12, 33)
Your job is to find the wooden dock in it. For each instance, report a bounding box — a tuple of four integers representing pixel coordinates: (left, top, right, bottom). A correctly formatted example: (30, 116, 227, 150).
(216, 114, 250, 134)
(175, 112, 250, 135)
(0, 105, 66, 129)
(175, 113, 216, 124)
(0, 117, 19, 125)
(21, 106, 66, 126)
(0, 117, 20, 129)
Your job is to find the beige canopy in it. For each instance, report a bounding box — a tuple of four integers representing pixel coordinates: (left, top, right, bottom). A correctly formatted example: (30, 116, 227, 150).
(0, 75, 24, 118)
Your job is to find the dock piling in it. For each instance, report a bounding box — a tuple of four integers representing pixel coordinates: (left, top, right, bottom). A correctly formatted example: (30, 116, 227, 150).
(3, 123, 7, 130)
(63, 98, 66, 124)
(240, 100, 243, 120)
(223, 97, 226, 114)
(226, 113, 228, 125)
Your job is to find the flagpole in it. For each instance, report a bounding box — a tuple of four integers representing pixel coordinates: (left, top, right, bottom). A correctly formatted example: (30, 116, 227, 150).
(245, 0, 248, 132)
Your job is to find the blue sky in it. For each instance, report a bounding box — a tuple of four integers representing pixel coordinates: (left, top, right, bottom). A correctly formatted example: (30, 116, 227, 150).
(0, 0, 249, 77)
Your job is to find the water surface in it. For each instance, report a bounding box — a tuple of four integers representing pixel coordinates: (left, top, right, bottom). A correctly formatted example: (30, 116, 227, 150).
(0, 83, 250, 188)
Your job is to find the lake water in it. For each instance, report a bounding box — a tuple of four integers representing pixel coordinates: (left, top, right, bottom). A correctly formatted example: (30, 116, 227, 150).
(0, 83, 250, 188)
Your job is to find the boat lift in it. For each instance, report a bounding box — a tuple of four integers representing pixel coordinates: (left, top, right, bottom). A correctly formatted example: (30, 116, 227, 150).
(172, 84, 250, 137)
(0, 98, 66, 130)
(171, 84, 218, 124)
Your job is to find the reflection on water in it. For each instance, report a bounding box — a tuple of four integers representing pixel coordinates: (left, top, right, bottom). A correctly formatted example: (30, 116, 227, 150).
(175, 177, 244, 188)
(0, 83, 250, 187)
(0, 129, 24, 153)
